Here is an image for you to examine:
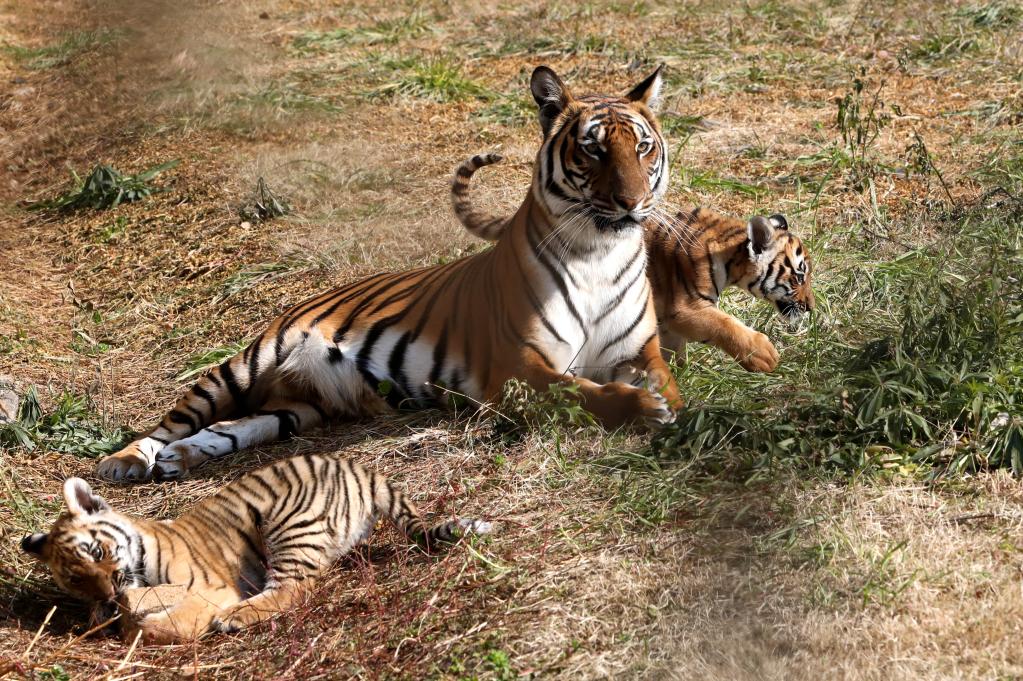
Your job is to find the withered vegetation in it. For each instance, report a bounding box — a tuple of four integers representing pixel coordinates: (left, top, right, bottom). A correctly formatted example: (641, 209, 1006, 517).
(1, 0, 1022, 679)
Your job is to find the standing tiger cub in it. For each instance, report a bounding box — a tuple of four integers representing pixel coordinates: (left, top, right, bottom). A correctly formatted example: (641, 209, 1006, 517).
(21, 455, 491, 643)
(96, 64, 680, 483)
(451, 154, 815, 372)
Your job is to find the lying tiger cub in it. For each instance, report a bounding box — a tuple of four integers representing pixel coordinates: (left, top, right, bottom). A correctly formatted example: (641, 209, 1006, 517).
(21, 455, 490, 643)
(451, 154, 815, 372)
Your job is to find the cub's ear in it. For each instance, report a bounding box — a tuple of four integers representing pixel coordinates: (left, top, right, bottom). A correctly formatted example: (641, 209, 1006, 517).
(63, 478, 110, 516)
(748, 216, 777, 257)
(768, 214, 789, 230)
(531, 66, 573, 137)
(21, 533, 48, 556)
(625, 64, 665, 109)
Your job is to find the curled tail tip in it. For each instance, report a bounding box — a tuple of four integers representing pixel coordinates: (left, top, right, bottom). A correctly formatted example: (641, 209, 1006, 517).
(455, 152, 504, 175)
(457, 518, 493, 535)
(425, 517, 493, 547)
(471, 152, 503, 167)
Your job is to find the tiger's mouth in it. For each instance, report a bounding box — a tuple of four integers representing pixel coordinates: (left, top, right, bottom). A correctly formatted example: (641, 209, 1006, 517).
(591, 214, 639, 232)
(777, 300, 808, 321)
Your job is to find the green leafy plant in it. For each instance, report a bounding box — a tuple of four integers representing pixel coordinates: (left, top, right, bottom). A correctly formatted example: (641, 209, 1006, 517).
(28, 161, 179, 211)
(0, 387, 128, 458)
(904, 131, 955, 202)
(835, 70, 894, 191)
(496, 379, 598, 436)
(483, 649, 516, 681)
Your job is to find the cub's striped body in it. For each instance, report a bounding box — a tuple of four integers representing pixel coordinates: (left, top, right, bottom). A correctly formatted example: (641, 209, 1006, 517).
(96, 65, 681, 483)
(452, 156, 815, 372)
(22, 456, 490, 642)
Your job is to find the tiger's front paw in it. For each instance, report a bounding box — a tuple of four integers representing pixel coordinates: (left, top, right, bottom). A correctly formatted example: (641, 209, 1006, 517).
(637, 390, 676, 428)
(152, 442, 197, 481)
(210, 614, 244, 634)
(97, 451, 152, 482)
(211, 603, 256, 634)
(137, 612, 183, 644)
(736, 332, 780, 373)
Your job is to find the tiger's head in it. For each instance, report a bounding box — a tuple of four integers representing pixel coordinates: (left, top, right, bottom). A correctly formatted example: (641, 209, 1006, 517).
(530, 65, 669, 233)
(21, 478, 137, 603)
(741, 214, 816, 321)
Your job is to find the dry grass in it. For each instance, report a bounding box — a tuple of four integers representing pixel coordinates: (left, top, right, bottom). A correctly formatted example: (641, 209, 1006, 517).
(1, 0, 1022, 678)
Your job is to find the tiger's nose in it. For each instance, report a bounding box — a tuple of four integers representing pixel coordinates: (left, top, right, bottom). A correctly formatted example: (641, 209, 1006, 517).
(612, 192, 641, 211)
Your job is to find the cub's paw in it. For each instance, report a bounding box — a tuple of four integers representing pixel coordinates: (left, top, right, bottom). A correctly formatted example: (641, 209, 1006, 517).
(137, 613, 182, 644)
(97, 451, 152, 482)
(211, 604, 254, 634)
(737, 332, 780, 373)
(152, 443, 196, 482)
(210, 615, 243, 634)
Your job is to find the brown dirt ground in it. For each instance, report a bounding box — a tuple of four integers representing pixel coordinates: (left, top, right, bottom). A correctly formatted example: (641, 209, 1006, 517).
(1, 0, 1022, 679)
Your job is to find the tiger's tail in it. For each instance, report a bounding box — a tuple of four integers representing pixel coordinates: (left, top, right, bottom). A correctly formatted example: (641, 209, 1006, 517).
(374, 473, 492, 552)
(450, 152, 509, 242)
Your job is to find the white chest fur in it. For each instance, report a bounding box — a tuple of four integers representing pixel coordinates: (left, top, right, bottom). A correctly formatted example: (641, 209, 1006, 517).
(530, 226, 653, 379)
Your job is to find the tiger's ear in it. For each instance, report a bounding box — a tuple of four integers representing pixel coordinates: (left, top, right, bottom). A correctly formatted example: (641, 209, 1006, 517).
(747, 216, 777, 258)
(625, 64, 664, 109)
(768, 214, 789, 231)
(21, 533, 48, 556)
(531, 66, 572, 137)
(63, 478, 110, 516)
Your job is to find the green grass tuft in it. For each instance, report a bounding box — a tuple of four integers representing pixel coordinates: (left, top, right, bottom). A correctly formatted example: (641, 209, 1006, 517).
(239, 83, 340, 115)
(0, 387, 129, 458)
(372, 59, 491, 102)
(292, 10, 432, 52)
(2, 29, 118, 69)
(957, 1, 1021, 28)
(175, 341, 249, 382)
(473, 94, 535, 127)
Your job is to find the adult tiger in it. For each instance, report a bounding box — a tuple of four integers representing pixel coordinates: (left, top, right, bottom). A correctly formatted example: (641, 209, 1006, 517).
(96, 65, 681, 482)
(452, 155, 815, 372)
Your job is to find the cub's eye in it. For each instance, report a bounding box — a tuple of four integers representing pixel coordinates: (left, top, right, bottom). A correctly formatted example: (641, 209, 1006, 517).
(795, 272, 806, 285)
(580, 140, 601, 158)
(637, 139, 653, 155)
(89, 545, 105, 561)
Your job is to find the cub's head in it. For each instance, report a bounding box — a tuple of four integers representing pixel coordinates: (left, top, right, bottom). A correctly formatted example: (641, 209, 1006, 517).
(743, 214, 815, 320)
(530, 65, 669, 232)
(21, 478, 134, 602)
